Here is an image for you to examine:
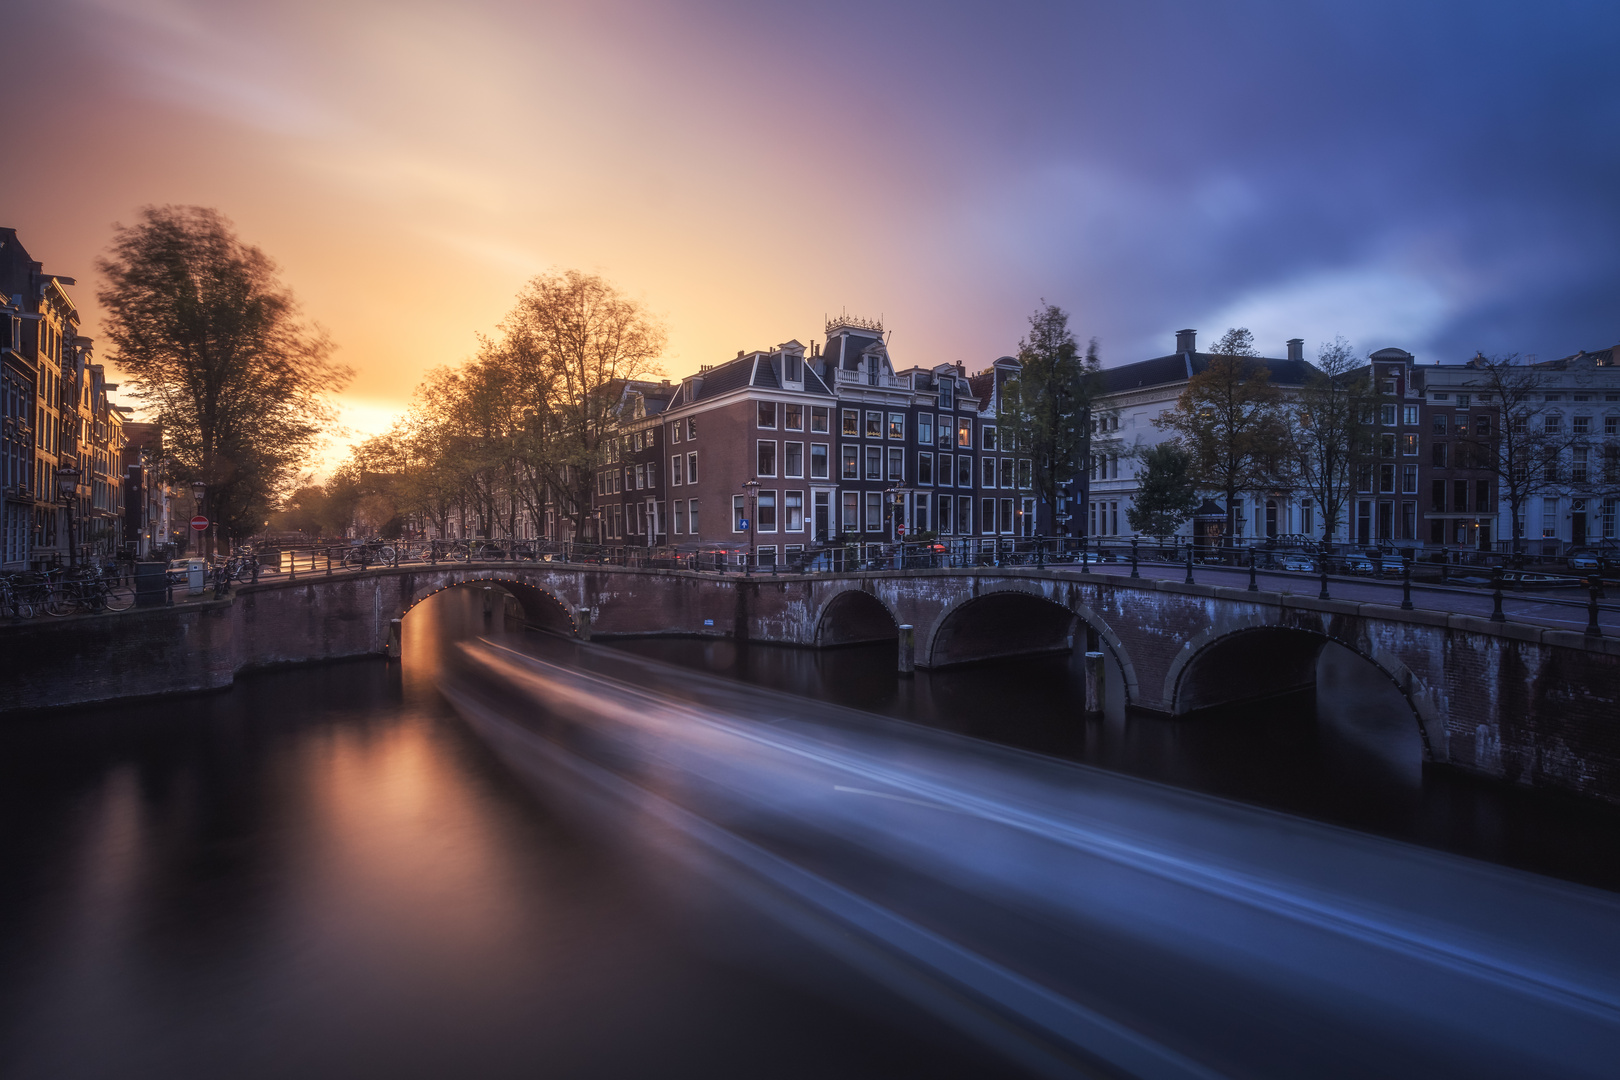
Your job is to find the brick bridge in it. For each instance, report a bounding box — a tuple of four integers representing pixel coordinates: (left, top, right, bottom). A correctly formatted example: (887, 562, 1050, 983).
(7, 563, 1617, 803)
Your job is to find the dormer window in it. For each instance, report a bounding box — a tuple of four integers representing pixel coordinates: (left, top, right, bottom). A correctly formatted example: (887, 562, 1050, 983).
(784, 354, 802, 382)
(938, 378, 955, 410)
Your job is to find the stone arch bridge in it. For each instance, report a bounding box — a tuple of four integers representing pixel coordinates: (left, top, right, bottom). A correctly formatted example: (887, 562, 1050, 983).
(207, 562, 1620, 801)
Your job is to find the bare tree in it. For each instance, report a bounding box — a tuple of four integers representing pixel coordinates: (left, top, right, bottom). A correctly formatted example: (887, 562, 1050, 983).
(97, 206, 351, 544)
(1453, 353, 1580, 557)
(1293, 336, 1377, 550)
(1154, 327, 1293, 544)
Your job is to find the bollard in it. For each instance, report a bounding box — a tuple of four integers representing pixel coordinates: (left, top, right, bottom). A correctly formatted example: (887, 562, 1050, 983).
(1318, 557, 1330, 600)
(1083, 651, 1105, 716)
(386, 617, 402, 659)
(897, 624, 915, 675)
(1490, 569, 1506, 623)
(1248, 552, 1258, 592)
(1081, 534, 1090, 575)
(1401, 559, 1414, 610)
(1586, 579, 1603, 638)
(1130, 536, 1140, 578)
(1185, 544, 1194, 585)
(483, 586, 494, 616)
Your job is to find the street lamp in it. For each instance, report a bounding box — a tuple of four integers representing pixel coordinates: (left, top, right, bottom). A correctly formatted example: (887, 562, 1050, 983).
(743, 478, 759, 575)
(57, 466, 81, 566)
(191, 479, 208, 557)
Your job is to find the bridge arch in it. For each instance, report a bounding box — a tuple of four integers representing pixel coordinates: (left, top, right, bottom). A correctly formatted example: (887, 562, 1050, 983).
(402, 575, 578, 637)
(922, 585, 1140, 703)
(814, 589, 899, 647)
(1165, 624, 1442, 760)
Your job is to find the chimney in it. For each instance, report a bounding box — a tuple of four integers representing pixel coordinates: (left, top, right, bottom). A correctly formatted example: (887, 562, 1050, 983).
(1286, 338, 1303, 363)
(1175, 329, 1196, 354)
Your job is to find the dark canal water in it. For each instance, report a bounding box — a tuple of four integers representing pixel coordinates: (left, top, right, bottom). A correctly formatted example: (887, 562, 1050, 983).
(2, 587, 1616, 1078)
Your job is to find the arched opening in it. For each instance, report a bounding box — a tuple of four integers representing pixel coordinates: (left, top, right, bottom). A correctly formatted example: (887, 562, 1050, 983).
(815, 591, 898, 648)
(1174, 627, 1325, 714)
(928, 591, 1077, 668)
(405, 577, 576, 638)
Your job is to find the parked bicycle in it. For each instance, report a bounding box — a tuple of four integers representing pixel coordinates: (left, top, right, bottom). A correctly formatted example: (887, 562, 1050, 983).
(41, 566, 133, 616)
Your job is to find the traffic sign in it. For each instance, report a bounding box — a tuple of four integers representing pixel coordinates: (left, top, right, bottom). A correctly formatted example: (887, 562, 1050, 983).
(738, 518, 750, 530)
(190, 515, 210, 531)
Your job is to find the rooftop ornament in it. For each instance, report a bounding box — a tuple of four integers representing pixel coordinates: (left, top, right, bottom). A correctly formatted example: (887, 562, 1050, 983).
(824, 313, 884, 335)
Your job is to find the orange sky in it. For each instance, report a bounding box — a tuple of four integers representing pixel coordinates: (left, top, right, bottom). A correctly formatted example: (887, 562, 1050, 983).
(8, 1, 1614, 477)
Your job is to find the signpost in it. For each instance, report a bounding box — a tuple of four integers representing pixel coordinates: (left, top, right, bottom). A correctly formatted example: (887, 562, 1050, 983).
(190, 515, 210, 532)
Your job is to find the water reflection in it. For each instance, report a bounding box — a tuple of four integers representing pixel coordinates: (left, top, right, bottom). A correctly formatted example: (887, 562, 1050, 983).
(0, 589, 1006, 1079)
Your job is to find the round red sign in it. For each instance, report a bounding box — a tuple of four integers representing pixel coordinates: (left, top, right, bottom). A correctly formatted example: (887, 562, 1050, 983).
(190, 515, 210, 531)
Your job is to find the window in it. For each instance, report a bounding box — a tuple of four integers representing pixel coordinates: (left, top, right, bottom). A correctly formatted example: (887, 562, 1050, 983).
(634, 431, 643, 452)
(1433, 443, 1448, 468)
(1402, 405, 1419, 426)
(1402, 433, 1418, 456)
(841, 445, 858, 480)
(1000, 457, 1014, 488)
(913, 493, 929, 535)
(613, 506, 623, 538)
(686, 452, 698, 484)
(917, 452, 933, 485)
(1603, 497, 1618, 540)
(1475, 415, 1491, 436)
(1455, 480, 1469, 515)
(982, 425, 997, 451)
(785, 491, 803, 531)
(1433, 414, 1448, 436)
(733, 496, 746, 532)
(1379, 432, 1396, 458)
(1000, 498, 1015, 535)
(936, 415, 951, 449)
(1456, 394, 1470, 407)
(1432, 392, 1450, 402)
(842, 409, 859, 436)
(1544, 415, 1561, 434)
(1542, 497, 1558, 538)
(957, 454, 972, 487)
(784, 404, 803, 431)
(865, 492, 882, 532)
(785, 353, 802, 382)
(811, 406, 829, 433)
(758, 491, 777, 532)
(1607, 416, 1619, 436)
(865, 411, 882, 438)
(671, 421, 682, 444)
(646, 461, 657, 489)
(1475, 480, 1491, 513)
(917, 413, 934, 445)
(758, 401, 777, 429)
(865, 446, 882, 480)
(686, 417, 697, 440)
(842, 491, 860, 534)
(1380, 404, 1397, 426)
(981, 457, 996, 488)
(1301, 498, 1314, 534)
(810, 443, 829, 480)
(938, 379, 954, 409)
(888, 412, 905, 440)
(784, 442, 803, 478)
(1573, 415, 1590, 435)
(1544, 393, 1562, 402)
(1401, 465, 1418, 493)
(887, 447, 904, 481)
(982, 498, 996, 534)
(957, 419, 972, 448)
(938, 453, 953, 488)
(635, 464, 646, 490)
(1018, 459, 1032, 488)
(673, 500, 685, 534)
(1379, 464, 1395, 493)
(757, 440, 777, 476)
(1402, 502, 1416, 540)
(1573, 447, 1588, 484)
(958, 496, 973, 535)
(1544, 458, 1559, 483)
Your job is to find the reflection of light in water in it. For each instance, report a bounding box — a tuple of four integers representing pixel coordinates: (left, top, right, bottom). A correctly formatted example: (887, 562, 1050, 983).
(442, 639, 1620, 1080)
(1316, 642, 1425, 785)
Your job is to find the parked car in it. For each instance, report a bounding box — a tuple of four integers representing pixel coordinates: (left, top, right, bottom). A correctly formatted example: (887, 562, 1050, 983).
(1342, 554, 1375, 575)
(1278, 554, 1317, 572)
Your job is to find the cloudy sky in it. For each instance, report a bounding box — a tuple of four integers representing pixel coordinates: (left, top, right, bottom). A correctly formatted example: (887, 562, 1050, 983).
(5, 0, 1617, 454)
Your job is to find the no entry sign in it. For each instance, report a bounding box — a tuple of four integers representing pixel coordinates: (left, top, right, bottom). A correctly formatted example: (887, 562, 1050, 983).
(190, 515, 210, 531)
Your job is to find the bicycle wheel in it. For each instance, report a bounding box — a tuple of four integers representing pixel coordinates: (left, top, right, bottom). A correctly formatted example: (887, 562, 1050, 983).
(42, 588, 74, 617)
(103, 582, 134, 611)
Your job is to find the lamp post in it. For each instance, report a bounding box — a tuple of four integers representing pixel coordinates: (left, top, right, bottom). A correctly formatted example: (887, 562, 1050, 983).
(57, 466, 81, 566)
(191, 479, 208, 558)
(743, 478, 759, 575)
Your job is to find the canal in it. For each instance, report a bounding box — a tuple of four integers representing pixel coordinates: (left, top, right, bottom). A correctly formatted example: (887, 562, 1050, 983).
(2, 587, 1617, 1078)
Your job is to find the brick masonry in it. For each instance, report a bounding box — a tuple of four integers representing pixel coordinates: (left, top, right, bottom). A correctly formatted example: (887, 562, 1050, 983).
(3, 565, 1616, 804)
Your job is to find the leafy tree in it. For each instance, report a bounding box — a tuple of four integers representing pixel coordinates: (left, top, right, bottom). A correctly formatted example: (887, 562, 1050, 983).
(1153, 327, 1293, 544)
(1293, 336, 1376, 550)
(97, 206, 350, 544)
(998, 302, 1102, 536)
(1126, 443, 1199, 539)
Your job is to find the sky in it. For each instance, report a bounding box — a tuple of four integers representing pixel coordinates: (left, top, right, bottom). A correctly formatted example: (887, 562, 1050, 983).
(4, 0, 1618, 469)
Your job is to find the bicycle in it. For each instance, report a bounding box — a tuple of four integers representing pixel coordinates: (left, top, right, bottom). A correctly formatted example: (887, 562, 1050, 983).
(42, 566, 133, 616)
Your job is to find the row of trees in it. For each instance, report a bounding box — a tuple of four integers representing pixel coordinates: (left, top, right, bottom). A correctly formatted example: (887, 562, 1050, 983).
(998, 307, 1602, 552)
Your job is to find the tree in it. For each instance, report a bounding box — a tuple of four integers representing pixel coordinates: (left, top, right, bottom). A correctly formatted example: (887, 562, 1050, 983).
(1453, 353, 1581, 556)
(998, 303, 1102, 536)
(1126, 443, 1199, 539)
(1293, 336, 1377, 550)
(97, 206, 350, 543)
(493, 270, 665, 539)
(1153, 327, 1293, 544)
